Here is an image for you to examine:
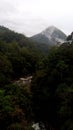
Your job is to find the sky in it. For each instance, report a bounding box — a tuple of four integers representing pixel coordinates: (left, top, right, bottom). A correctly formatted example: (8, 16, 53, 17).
(0, 0, 73, 37)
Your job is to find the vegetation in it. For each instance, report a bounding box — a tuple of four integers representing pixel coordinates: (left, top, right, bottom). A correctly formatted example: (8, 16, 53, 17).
(0, 26, 73, 130)
(0, 26, 43, 129)
(31, 40, 73, 130)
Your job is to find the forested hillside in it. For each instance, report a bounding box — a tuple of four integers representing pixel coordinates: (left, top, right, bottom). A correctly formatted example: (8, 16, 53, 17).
(0, 26, 73, 130)
(0, 26, 50, 54)
(0, 26, 47, 85)
(0, 26, 45, 130)
(31, 40, 73, 130)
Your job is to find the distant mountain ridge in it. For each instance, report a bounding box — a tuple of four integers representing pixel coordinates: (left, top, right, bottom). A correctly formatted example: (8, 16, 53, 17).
(0, 25, 67, 54)
(0, 25, 50, 54)
(31, 26, 67, 45)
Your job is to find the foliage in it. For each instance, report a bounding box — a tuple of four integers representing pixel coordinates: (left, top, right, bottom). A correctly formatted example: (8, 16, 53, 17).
(0, 83, 33, 130)
(0, 39, 41, 84)
(31, 42, 73, 130)
(1, 26, 73, 130)
(0, 26, 41, 129)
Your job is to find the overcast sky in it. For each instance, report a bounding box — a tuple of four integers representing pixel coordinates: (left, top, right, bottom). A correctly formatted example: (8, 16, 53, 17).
(0, 0, 73, 37)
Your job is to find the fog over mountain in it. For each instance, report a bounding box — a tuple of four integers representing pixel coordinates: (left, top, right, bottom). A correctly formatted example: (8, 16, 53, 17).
(31, 26, 67, 45)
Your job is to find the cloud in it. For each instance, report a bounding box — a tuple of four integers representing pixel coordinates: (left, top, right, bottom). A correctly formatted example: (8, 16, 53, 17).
(0, 0, 73, 36)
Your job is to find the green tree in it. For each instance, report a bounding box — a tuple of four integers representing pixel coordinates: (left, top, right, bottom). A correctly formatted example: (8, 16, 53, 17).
(31, 42, 73, 129)
(0, 54, 13, 86)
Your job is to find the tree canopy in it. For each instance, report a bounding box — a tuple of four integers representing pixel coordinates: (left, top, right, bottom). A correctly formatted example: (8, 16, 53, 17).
(31, 42, 73, 130)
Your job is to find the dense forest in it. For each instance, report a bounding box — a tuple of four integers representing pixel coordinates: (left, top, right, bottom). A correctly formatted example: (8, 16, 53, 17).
(0, 26, 73, 130)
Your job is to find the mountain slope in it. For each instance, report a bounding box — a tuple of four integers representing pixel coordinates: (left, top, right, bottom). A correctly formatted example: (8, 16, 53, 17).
(31, 26, 67, 45)
(0, 26, 51, 54)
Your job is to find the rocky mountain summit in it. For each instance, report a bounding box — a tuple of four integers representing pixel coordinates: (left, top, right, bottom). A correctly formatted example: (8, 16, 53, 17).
(31, 26, 67, 45)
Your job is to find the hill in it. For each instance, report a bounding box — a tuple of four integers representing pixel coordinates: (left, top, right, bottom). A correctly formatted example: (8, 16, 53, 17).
(0, 26, 51, 54)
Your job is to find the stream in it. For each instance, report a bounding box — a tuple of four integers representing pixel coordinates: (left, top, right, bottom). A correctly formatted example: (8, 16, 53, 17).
(32, 122, 46, 130)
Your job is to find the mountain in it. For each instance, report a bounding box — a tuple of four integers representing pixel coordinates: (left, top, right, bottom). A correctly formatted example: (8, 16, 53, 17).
(0, 26, 31, 46)
(0, 26, 45, 81)
(0, 26, 51, 54)
(31, 26, 67, 46)
(0, 25, 67, 54)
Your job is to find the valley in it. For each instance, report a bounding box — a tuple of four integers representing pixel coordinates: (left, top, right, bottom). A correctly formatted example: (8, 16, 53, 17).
(0, 25, 73, 130)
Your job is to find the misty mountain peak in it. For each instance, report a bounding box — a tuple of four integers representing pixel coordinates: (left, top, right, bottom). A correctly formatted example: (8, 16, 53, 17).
(31, 25, 67, 45)
(42, 26, 57, 35)
(41, 25, 67, 43)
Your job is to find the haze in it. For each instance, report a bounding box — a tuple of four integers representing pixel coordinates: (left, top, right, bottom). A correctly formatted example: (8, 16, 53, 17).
(0, 0, 73, 36)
